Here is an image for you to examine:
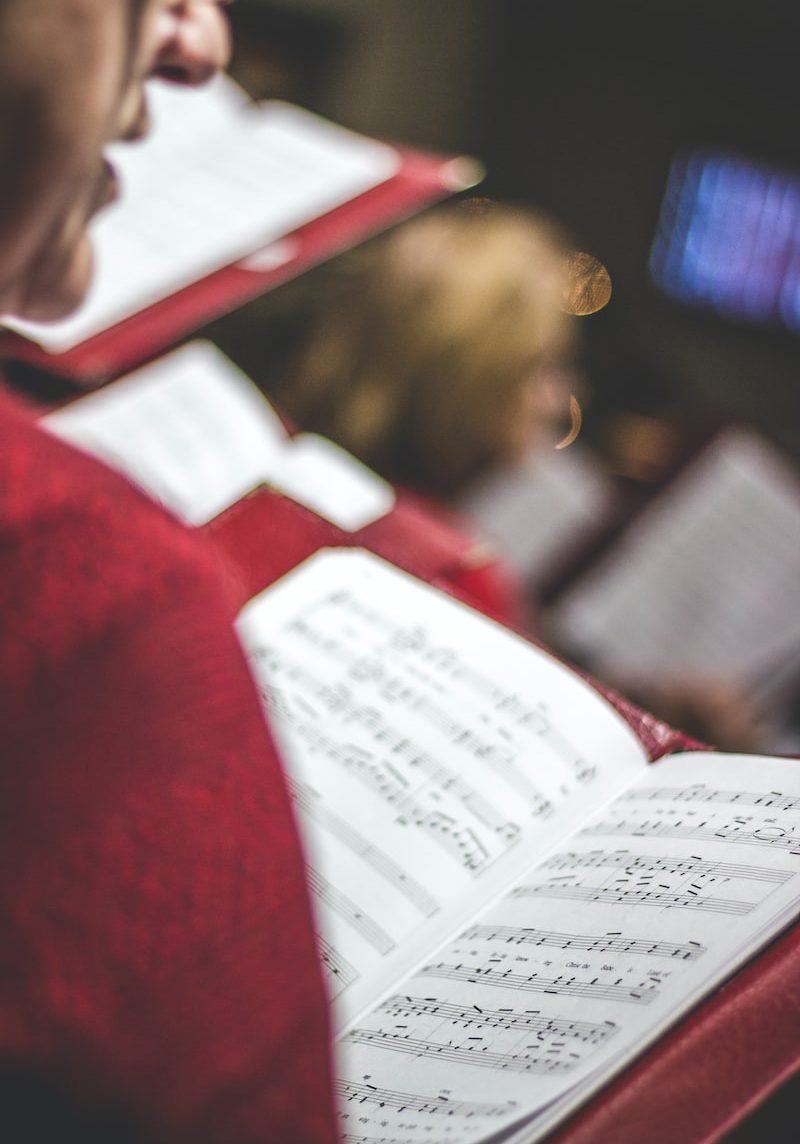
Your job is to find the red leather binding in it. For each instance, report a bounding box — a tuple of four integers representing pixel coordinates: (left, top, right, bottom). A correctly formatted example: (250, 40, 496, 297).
(0, 147, 463, 384)
(204, 484, 519, 622)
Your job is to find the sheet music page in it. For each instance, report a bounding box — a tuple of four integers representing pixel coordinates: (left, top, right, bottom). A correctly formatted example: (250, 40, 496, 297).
(45, 342, 394, 530)
(4, 76, 399, 351)
(44, 342, 289, 524)
(333, 751, 800, 1144)
(236, 549, 648, 1028)
(458, 444, 615, 585)
(546, 428, 800, 699)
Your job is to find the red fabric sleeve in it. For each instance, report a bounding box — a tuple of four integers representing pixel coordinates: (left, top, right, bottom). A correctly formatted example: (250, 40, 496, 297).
(0, 389, 337, 1143)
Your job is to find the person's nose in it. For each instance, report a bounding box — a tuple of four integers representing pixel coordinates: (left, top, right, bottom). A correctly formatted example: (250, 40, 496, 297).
(152, 1, 232, 87)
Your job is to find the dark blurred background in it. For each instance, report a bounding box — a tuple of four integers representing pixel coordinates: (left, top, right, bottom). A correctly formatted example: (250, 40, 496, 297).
(220, 0, 800, 480)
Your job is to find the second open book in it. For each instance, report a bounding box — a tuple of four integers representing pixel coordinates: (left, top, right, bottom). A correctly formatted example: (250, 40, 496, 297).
(236, 548, 800, 1144)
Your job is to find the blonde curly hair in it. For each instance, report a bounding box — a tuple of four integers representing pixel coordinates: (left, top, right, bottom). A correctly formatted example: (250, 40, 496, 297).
(284, 201, 577, 497)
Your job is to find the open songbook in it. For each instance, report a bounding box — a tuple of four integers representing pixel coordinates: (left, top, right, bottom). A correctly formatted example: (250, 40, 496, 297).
(546, 427, 800, 752)
(44, 341, 394, 532)
(0, 74, 473, 379)
(2, 75, 400, 354)
(235, 548, 800, 1144)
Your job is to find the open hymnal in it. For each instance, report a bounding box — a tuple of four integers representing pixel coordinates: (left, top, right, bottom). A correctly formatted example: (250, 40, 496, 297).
(44, 340, 394, 531)
(458, 445, 616, 589)
(545, 428, 800, 746)
(2, 73, 399, 352)
(235, 547, 800, 1144)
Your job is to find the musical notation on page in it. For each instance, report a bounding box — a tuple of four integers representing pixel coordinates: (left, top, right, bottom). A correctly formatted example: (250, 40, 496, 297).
(458, 924, 707, 961)
(514, 883, 756, 917)
(236, 556, 800, 1144)
(418, 962, 659, 1004)
(540, 849, 793, 884)
(307, 867, 398, 957)
(290, 779, 441, 919)
(319, 936, 359, 997)
(346, 1028, 580, 1076)
(581, 816, 800, 854)
(336, 1079, 517, 1119)
(623, 783, 800, 813)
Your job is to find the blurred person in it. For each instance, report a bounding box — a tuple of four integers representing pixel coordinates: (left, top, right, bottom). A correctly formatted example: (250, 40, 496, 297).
(284, 201, 577, 501)
(277, 200, 583, 626)
(0, 3, 336, 1142)
(277, 206, 776, 755)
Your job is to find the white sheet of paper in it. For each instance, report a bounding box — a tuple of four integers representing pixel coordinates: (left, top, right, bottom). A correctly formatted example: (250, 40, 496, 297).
(276, 433, 396, 532)
(547, 428, 800, 700)
(44, 341, 394, 530)
(459, 445, 615, 584)
(3, 75, 399, 351)
(237, 548, 648, 1026)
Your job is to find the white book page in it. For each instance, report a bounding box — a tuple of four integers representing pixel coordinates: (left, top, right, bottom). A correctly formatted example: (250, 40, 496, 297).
(44, 342, 289, 524)
(334, 751, 800, 1144)
(459, 445, 614, 585)
(276, 433, 395, 532)
(547, 429, 800, 698)
(44, 342, 394, 530)
(3, 76, 399, 351)
(236, 549, 648, 1028)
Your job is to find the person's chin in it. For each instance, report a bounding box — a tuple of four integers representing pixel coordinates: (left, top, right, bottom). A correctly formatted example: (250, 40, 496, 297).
(16, 237, 95, 323)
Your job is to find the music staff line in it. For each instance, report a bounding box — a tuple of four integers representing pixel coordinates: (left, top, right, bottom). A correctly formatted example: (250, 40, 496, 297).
(345, 1028, 578, 1076)
(293, 715, 495, 874)
(419, 962, 658, 1004)
(336, 1078, 517, 1119)
(307, 866, 397, 956)
(289, 603, 594, 799)
(290, 778, 441, 919)
(512, 883, 755, 917)
(460, 923, 707, 961)
(341, 1135, 419, 1144)
(624, 785, 800, 813)
(581, 818, 800, 854)
(318, 936, 359, 996)
(289, 629, 554, 817)
(375, 994, 618, 1046)
(263, 643, 528, 858)
(541, 848, 792, 885)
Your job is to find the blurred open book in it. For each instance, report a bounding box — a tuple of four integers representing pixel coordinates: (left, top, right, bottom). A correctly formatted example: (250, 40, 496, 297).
(0, 74, 476, 379)
(545, 427, 800, 749)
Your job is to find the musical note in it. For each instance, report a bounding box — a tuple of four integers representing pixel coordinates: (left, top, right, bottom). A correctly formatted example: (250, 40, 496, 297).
(624, 784, 800, 813)
(581, 817, 800, 854)
(374, 994, 618, 1046)
(267, 660, 525, 867)
(319, 936, 359, 997)
(345, 1028, 578, 1075)
(341, 1135, 421, 1144)
(281, 597, 594, 812)
(307, 867, 397, 956)
(541, 849, 793, 885)
(512, 883, 754, 917)
(336, 1079, 516, 1118)
(460, 923, 707, 961)
(419, 962, 658, 1003)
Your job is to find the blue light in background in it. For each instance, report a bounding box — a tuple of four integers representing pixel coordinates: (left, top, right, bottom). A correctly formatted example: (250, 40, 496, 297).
(649, 147, 800, 333)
